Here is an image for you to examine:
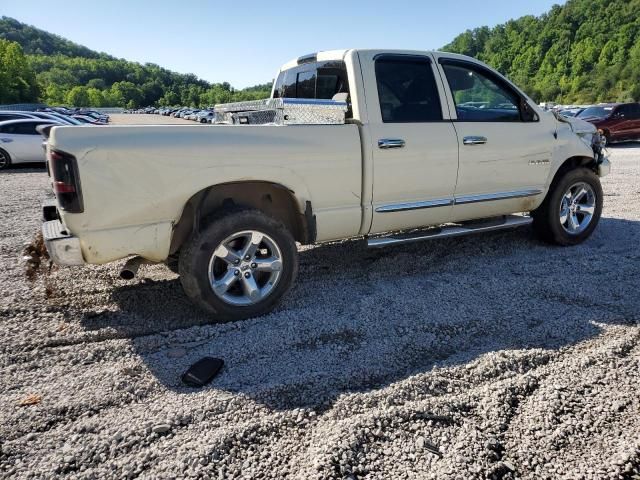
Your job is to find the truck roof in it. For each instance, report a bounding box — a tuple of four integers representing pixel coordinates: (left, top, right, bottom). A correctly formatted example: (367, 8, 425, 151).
(278, 49, 486, 72)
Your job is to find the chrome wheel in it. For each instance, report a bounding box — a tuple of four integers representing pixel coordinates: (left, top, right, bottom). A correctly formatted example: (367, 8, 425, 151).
(559, 182, 596, 235)
(207, 230, 283, 306)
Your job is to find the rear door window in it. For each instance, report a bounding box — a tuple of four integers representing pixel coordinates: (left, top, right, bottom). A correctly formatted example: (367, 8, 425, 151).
(374, 56, 443, 123)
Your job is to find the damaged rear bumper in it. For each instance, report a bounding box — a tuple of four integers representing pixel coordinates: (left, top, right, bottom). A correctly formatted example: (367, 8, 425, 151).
(42, 219, 85, 266)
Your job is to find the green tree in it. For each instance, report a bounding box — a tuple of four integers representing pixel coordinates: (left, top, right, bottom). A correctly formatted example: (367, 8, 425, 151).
(86, 87, 105, 107)
(0, 38, 39, 103)
(443, 0, 640, 103)
(65, 86, 89, 106)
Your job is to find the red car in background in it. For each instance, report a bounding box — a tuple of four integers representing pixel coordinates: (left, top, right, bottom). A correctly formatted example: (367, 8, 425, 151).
(577, 103, 640, 146)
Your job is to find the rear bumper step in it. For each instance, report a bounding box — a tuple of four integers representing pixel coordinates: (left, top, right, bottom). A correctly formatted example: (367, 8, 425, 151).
(42, 220, 84, 266)
(367, 215, 532, 248)
(42, 198, 59, 222)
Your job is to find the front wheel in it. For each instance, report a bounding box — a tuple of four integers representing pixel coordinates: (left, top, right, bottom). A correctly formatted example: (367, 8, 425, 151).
(532, 168, 603, 246)
(178, 208, 298, 322)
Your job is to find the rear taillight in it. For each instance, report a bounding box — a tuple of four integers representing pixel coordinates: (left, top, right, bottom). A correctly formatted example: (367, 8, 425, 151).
(49, 149, 83, 213)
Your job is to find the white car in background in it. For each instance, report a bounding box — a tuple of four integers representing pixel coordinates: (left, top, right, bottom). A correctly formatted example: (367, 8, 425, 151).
(195, 111, 214, 123)
(0, 119, 61, 169)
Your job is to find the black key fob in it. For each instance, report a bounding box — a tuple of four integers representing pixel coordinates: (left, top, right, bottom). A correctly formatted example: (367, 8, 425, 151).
(181, 357, 224, 387)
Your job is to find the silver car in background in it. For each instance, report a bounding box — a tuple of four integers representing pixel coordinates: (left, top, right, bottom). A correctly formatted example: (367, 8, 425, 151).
(0, 119, 61, 169)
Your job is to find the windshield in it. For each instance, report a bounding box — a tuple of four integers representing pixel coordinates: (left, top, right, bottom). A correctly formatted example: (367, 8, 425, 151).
(578, 106, 614, 119)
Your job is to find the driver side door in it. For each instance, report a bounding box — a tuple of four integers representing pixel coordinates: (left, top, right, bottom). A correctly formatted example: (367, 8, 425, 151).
(436, 56, 555, 222)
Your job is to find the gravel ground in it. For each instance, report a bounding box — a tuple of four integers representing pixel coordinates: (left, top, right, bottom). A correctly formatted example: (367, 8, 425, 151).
(0, 131, 639, 479)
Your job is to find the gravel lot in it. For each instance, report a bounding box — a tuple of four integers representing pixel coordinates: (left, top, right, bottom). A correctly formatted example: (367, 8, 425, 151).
(0, 121, 639, 479)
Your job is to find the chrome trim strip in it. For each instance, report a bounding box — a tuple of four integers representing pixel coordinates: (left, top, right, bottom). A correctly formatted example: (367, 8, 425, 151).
(375, 198, 453, 213)
(454, 189, 543, 205)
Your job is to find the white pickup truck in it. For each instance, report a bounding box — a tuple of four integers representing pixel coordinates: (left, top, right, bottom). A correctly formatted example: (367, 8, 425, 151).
(42, 49, 610, 321)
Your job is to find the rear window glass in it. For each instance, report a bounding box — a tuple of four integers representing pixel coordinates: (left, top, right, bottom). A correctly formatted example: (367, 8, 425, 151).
(316, 74, 339, 99)
(296, 71, 316, 98)
(273, 60, 349, 101)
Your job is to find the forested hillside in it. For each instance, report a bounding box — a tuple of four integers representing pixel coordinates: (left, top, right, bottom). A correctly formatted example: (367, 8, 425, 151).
(443, 0, 640, 103)
(0, 16, 271, 107)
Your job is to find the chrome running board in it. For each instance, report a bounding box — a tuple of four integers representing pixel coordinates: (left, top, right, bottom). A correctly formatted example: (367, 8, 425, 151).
(367, 215, 532, 248)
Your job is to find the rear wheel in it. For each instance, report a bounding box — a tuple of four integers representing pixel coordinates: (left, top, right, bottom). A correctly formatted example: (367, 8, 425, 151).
(178, 208, 298, 321)
(532, 168, 603, 246)
(0, 149, 11, 170)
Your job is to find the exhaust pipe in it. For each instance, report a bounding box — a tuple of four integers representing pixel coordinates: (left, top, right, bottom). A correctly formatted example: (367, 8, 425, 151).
(120, 256, 155, 280)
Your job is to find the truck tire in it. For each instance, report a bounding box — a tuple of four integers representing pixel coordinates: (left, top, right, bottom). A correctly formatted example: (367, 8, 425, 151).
(178, 208, 298, 321)
(532, 167, 603, 246)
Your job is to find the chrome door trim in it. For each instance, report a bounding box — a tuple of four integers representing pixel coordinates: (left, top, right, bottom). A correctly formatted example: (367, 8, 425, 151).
(375, 198, 453, 213)
(454, 189, 543, 205)
(378, 138, 406, 149)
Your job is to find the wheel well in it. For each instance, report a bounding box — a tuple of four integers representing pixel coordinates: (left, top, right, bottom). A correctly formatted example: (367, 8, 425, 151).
(169, 182, 315, 255)
(551, 156, 596, 187)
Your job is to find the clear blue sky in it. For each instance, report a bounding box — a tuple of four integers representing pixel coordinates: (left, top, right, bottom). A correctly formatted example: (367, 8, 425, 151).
(3, 0, 565, 88)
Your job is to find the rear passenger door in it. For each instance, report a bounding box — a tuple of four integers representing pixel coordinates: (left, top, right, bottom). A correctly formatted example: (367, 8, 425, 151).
(360, 52, 460, 234)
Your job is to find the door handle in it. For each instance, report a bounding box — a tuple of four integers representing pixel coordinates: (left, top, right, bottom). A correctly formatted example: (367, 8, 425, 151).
(0, 138, 13, 143)
(378, 138, 405, 149)
(463, 136, 487, 145)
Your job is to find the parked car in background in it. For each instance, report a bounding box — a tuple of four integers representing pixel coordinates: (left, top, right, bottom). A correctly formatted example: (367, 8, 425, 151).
(0, 111, 83, 125)
(0, 111, 40, 122)
(71, 115, 104, 125)
(578, 103, 640, 146)
(196, 111, 215, 123)
(29, 111, 79, 125)
(78, 110, 109, 123)
(559, 108, 585, 118)
(0, 119, 60, 169)
(185, 110, 200, 120)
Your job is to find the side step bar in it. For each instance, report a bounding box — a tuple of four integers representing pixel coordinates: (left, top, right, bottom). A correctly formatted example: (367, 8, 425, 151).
(367, 215, 532, 248)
